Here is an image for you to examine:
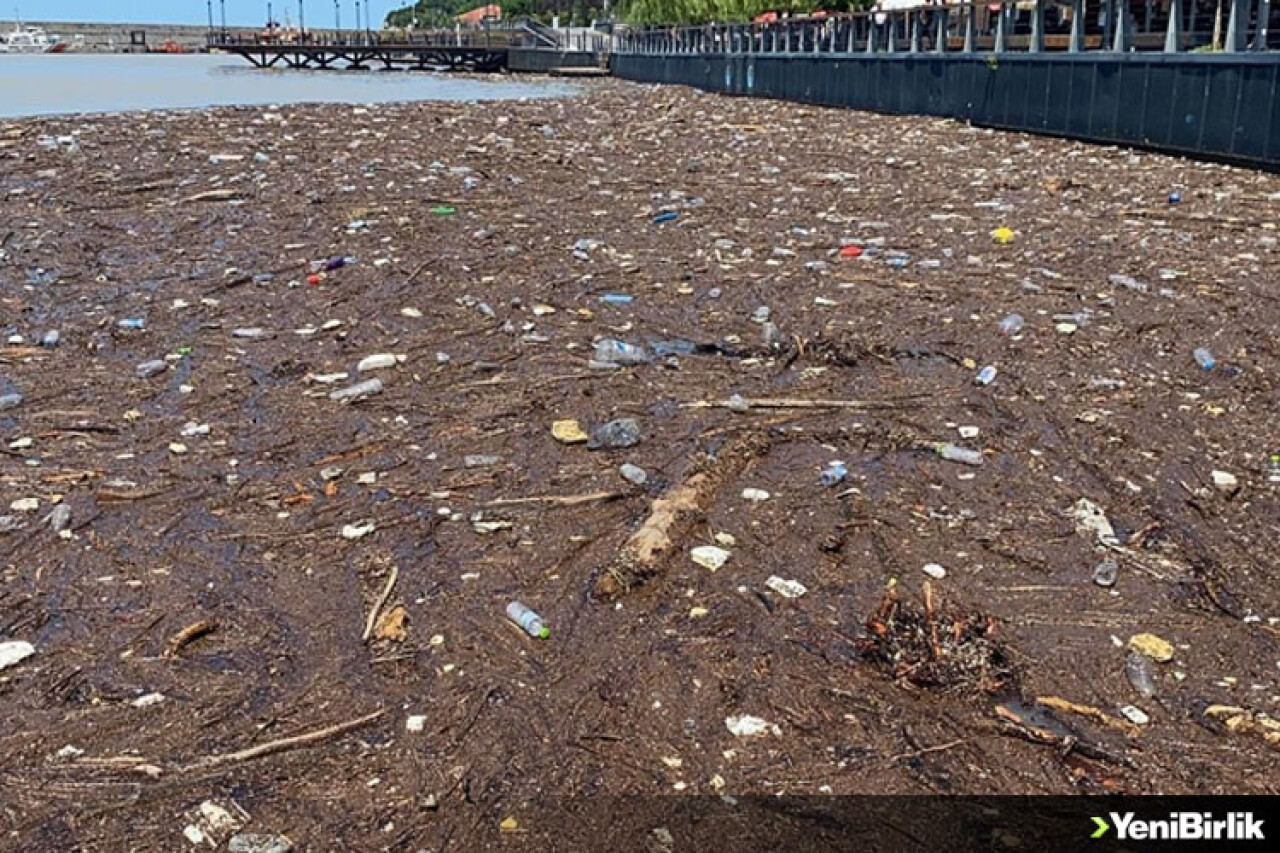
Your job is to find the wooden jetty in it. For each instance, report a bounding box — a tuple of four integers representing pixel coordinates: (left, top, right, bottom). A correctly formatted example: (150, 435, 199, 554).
(213, 33, 511, 73)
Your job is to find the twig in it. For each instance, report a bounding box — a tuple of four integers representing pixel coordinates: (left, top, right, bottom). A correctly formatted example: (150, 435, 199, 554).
(164, 620, 217, 659)
(483, 491, 621, 508)
(889, 738, 966, 762)
(362, 565, 399, 643)
(182, 709, 385, 771)
(683, 396, 925, 411)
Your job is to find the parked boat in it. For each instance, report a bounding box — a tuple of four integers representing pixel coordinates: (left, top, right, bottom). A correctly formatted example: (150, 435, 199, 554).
(0, 24, 67, 53)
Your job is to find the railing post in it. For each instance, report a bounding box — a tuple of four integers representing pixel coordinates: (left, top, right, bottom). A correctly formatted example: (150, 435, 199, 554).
(1113, 0, 1134, 50)
(867, 20, 877, 53)
(812, 21, 821, 53)
(1257, 0, 1272, 50)
(1164, 0, 1183, 51)
(1225, 0, 1249, 52)
(995, 3, 1008, 52)
(887, 13, 898, 52)
(963, 4, 975, 52)
(1030, 0, 1045, 52)
(1069, 0, 1085, 52)
(910, 12, 922, 53)
(935, 9, 949, 53)
(847, 19, 856, 53)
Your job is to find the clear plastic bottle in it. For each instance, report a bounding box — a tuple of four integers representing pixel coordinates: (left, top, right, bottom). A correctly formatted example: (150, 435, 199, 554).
(820, 462, 847, 486)
(506, 601, 549, 639)
(998, 314, 1024, 336)
(935, 443, 984, 466)
(593, 339, 650, 366)
(117, 318, 145, 330)
(1193, 348, 1215, 371)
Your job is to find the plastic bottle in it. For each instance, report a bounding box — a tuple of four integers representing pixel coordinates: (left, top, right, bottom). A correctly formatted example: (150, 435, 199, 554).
(588, 418, 641, 450)
(506, 601, 549, 639)
(0, 392, 22, 411)
(974, 365, 997, 386)
(593, 339, 650, 366)
(998, 314, 1024, 336)
(935, 443, 984, 466)
(117, 318, 145, 330)
(652, 211, 679, 224)
(599, 293, 634, 305)
(820, 462, 847, 487)
(41, 331, 60, 347)
(1125, 652, 1157, 698)
(1193, 348, 1215, 371)
(1266, 452, 1280, 483)
(135, 359, 168, 379)
(1168, 191, 1182, 204)
(324, 256, 354, 272)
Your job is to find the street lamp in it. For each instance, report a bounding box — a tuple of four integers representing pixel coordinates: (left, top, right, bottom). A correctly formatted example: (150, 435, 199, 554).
(298, 0, 305, 36)
(335, 0, 341, 32)
(355, 0, 362, 42)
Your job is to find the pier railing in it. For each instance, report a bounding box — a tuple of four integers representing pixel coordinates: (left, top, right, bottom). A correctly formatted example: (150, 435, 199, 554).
(615, 0, 1279, 55)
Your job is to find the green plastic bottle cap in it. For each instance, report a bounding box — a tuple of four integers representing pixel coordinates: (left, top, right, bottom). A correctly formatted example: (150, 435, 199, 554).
(537, 628, 550, 639)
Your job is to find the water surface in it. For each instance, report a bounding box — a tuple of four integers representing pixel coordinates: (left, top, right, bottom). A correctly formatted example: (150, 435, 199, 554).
(0, 53, 575, 118)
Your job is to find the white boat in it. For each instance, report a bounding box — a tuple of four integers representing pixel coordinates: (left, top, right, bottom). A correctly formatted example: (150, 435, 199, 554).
(0, 24, 67, 54)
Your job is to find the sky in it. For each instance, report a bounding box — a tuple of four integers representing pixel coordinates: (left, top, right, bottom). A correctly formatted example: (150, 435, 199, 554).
(11, 1, 405, 27)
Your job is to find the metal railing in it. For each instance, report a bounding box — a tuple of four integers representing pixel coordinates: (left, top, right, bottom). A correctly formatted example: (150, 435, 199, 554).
(616, 0, 1279, 56)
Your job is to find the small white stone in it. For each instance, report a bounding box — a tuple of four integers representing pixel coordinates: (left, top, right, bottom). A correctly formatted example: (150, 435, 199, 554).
(690, 546, 731, 572)
(922, 563, 947, 580)
(406, 715, 427, 733)
(765, 576, 807, 599)
(1211, 470, 1239, 494)
(958, 426, 980, 439)
(169, 443, 188, 455)
(341, 522, 375, 540)
(0, 640, 36, 670)
(131, 692, 166, 708)
(741, 488, 771, 502)
(1119, 704, 1150, 726)
(9, 498, 39, 512)
(401, 307, 423, 318)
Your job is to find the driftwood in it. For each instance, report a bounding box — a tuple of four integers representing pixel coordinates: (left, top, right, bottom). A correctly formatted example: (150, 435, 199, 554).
(362, 565, 399, 643)
(595, 432, 768, 598)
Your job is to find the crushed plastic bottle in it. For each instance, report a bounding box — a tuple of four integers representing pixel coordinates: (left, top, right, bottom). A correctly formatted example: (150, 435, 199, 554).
(998, 314, 1024, 336)
(1193, 348, 1215, 371)
(0, 392, 22, 411)
(135, 359, 168, 379)
(588, 418, 641, 450)
(599, 293, 634, 305)
(819, 461, 847, 487)
(592, 339, 650, 366)
(1125, 651, 1158, 699)
(934, 443, 984, 466)
(619, 463, 648, 485)
(117, 318, 145, 330)
(328, 378, 383, 402)
(41, 331, 60, 347)
(652, 211, 679, 224)
(974, 365, 998, 386)
(506, 601, 549, 639)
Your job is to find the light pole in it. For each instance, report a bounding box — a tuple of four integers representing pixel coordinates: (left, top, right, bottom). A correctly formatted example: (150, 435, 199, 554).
(207, 0, 213, 37)
(355, 0, 362, 42)
(220, 0, 227, 36)
(298, 0, 305, 36)
(335, 0, 341, 32)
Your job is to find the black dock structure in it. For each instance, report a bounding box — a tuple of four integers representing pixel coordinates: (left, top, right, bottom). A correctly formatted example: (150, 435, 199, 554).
(611, 0, 1280, 169)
